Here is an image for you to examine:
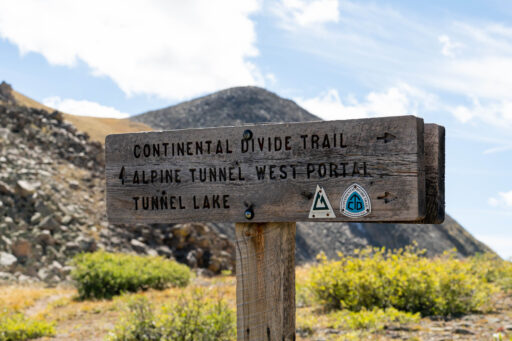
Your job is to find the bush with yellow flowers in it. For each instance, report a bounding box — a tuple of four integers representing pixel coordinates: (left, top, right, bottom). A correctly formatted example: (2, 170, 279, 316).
(0, 310, 55, 341)
(309, 246, 498, 316)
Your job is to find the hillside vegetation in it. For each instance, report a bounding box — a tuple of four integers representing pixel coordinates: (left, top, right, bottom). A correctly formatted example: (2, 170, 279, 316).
(1, 250, 512, 340)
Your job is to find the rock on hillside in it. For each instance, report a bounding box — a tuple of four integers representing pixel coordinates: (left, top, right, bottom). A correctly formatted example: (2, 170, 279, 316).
(0, 81, 15, 104)
(0, 83, 234, 283)
(133, 86, 493, 260)
(132, 86, 319, 129)
(0, 101, 104, 283)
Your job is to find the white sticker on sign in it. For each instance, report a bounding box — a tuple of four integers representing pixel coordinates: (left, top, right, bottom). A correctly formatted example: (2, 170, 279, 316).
(309, 185, 336, 218)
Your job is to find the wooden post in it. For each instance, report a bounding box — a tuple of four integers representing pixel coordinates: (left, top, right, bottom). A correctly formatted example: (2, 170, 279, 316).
(235, 222, 296, 341)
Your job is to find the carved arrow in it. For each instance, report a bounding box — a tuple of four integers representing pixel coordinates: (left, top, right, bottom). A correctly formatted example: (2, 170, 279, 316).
(377, 132, 397, 143)
(377, 191, 398, 204)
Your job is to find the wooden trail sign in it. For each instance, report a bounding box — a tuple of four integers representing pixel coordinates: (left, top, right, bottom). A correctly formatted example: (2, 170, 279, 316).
(105, 115, 445, 341)
(106, 115, 429, 224)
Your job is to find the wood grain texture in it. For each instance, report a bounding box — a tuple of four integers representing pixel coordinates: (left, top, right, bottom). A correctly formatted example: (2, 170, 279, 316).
(105, 116, 426, 223)
(418, 124, 445, 224)
(235, 222, 296, 341)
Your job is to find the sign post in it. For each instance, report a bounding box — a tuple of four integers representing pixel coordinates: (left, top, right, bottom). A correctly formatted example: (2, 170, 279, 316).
(235, 222, 296, 340)
(105, 115, 445, 340)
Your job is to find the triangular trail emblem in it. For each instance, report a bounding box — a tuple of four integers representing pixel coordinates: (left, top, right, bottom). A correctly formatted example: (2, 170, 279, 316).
(309, 185, 336, 218)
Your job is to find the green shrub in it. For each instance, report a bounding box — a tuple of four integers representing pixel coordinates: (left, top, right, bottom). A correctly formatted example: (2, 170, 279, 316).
(108, 290, 235, 341)
(71, 251, 192, 299)
(328, 307, 420, 331)
(470, 253, 512, 292)
(107, 298, 163, 341)
(309, 247, 496, 316)
(0, 310, 55, 341)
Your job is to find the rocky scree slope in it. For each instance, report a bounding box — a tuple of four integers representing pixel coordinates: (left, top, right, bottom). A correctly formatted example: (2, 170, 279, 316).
(0, 82, 234, 284)
(133, 86, 493, 261)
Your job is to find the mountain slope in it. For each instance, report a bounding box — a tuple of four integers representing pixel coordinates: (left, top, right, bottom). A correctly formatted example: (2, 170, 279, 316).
(6, 82, 152, 144)
(133, 86, 493, 260)
(132, 86, 320, 129)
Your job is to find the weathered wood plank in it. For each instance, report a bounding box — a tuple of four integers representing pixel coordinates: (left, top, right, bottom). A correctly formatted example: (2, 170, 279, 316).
(418, 124, 445, 224)
(105, 116, 426, 223)
(235, 222, 295, 341)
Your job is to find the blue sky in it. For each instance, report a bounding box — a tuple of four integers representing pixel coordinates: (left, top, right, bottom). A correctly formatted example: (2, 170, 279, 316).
(0, 0, 511, 258)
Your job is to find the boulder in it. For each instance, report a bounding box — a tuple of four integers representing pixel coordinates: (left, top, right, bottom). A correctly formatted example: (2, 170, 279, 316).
(15, 180, 41, 197)
(207, 257, 221, 273)
(0, 252, 17, 267)
(0, 128, 10, 141)
(38, 215, 60, 232)
(0, 271, 15, 282)
(36, 230, 55, 246)
(156, 245, 173, 258)
(12, 239, 32, 259)
(130, 239, 147, 253)
(1, 235, 12, 247)
(0, 181, 14, 195)
(60, 215, 72, 225)
(30, 212, 42, 224)
(35, 201, 53, 216)
(186, 250, 198, 268)
(37, 267, 50, 281)
(68, 180, 80, 190)
(76, 236, 97, 252)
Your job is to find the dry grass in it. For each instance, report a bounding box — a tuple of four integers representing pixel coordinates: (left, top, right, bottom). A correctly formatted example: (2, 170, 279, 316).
(0, 275, 236, 340)
(11, 90, 153, 144)
(0, 286, 65, 312)
(61, 114, 152, 144)
(11, 90, 56, 113)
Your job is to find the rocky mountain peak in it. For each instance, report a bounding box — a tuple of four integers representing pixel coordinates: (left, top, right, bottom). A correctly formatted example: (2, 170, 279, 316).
(132, 86, 319, 130)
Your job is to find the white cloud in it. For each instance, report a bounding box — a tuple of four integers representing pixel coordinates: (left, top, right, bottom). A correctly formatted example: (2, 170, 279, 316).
(271, 1, 512, 129)
(433, 57, 512, 102)
(412, 24, 512, 128)
(438, 35, 462, 57)
(0, 0, 261, 100)
(274, 0, 339, 28)
(295, 83, 436, 121)
(43, 97, 129, 118)
(448, 98, 512, 128)
(488, 190, 512, 209)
